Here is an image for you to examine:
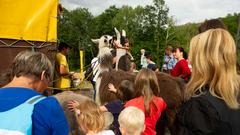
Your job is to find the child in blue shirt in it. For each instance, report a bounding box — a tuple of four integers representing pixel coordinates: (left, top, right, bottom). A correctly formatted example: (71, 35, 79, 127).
(99, 80, 135, 135)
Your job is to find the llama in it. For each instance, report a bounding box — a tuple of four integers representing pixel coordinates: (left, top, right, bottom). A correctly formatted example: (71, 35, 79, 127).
(91, 33, 186, 134)
(98, 70, 186, 135)
(91, 35, 113, 73)
(91, 35, 114, 104)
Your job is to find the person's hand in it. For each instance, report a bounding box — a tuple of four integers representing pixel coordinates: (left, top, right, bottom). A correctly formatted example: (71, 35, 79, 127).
(124, 46, 130, 50)
(69, 71, 75, 79)
(68, 100, 79, 112)
(113, 41, 120, 48)
(108, 83, 117, 93)
(99, 106, 108, 112)
(71, 72, 80, 79)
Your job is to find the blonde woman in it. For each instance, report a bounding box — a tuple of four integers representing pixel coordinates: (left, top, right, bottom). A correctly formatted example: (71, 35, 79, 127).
(173, 29, 240, 135)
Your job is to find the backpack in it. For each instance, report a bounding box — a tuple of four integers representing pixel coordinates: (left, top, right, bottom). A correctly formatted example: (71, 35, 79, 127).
(85, 58, 99, 81)
(0, 95, 46, 135)
(85, 66, 94, 81)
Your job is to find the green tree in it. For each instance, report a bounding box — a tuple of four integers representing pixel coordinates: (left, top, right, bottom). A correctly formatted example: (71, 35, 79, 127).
(92, 6, 120, 36)
(149, 0, 169, 66)
(58, 3, 239, 71)
(58, 8, 94, 70)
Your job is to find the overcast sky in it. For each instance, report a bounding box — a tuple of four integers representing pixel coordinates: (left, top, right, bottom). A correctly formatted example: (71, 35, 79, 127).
(60, 0, 240, 25)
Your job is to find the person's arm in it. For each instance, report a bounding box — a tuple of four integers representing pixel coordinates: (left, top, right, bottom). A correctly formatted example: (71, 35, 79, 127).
(57, 53, 73, 77)
(100, 105, 108, 112)
(179, 60, 191, 79)
(67, 100, 79, 112)
(108, 83, 117, 93)
(170, 61, 180, 77)
(112, 40, 118, 48)
(108, 83, 124, 102)
(59, 65, 72, 76)
(113, 41, 129, 50)
(122, 46, 129, 50)
(32, 97, 69, 135)
(117, 45, 129, 50)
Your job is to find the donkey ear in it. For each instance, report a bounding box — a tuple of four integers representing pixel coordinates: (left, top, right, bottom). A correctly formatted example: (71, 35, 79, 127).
(91, 39, 99, 44)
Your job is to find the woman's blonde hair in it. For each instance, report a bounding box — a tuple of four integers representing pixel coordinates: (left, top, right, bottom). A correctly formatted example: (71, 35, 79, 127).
(76, 100, 105, 133)
(134, 68, 160, 114)
(187, 28, 240, 109)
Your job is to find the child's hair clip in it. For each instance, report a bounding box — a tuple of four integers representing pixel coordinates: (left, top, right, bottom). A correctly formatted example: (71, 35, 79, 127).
(76, 109, 81, 115)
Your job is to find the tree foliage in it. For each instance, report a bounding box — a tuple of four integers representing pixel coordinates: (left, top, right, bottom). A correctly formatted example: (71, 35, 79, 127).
(58, 1, 240, 70)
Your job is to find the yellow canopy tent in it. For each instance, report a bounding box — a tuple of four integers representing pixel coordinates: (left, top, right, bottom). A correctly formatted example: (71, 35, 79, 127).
(0, 0, 58, 42)
(0, 0, 88, 92)
(0, 0, 59, 75)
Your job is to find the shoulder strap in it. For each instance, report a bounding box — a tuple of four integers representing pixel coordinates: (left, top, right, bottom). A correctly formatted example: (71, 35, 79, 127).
(92, 58, 100, 72)
(26, 95, 46, 105)
(91, 58, 98, 68)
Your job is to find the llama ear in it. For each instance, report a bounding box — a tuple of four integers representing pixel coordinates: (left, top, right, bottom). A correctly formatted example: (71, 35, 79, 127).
(91, 39, 99, 44)
(122, 29, 126, 37)
(114, 27, 120, 34)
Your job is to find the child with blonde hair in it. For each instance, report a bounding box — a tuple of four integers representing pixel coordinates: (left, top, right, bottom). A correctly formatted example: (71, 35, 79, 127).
(71, 100, 115, 135)
(125, 68, 167, 135)
(118, 107, 145, 135)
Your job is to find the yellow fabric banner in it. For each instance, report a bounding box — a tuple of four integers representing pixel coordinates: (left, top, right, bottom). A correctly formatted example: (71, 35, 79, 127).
(0, 0, 58, 42)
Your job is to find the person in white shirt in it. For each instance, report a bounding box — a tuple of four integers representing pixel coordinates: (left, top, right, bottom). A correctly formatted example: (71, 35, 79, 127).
(140, 49, 148, 68)
(162, 46, 177, 73)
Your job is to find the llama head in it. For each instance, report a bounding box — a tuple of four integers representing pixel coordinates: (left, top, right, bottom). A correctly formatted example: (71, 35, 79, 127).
(91, 35, 112, 50)
(92, 35, 113, 57)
